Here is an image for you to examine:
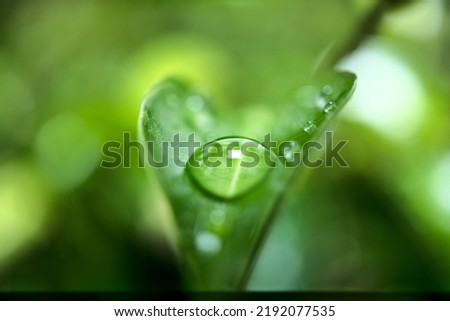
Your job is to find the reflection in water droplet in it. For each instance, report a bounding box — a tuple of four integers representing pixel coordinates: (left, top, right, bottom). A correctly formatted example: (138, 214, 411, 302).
(187, 137, 278, 199)
(303, 121, 317, 134)
(195, 231, 222, 255)
(321, 85, 334, 96)
(228, 149, 243, 159)
(186, 95, 205, 112)
(324, 101, 337, 113)
(210, 209, 226, 226)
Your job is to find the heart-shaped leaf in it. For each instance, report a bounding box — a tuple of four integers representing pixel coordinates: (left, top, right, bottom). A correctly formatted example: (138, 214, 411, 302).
(138, 71, 356, 290)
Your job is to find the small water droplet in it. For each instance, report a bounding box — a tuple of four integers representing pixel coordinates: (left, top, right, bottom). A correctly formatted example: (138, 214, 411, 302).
(324, 101, 337, 113)
(187, 137, 278, 199)
(195, 231, 222, 255)
(186, 95, 205, 112)
(210, 209, 226, 226)
(303, 121, 317, 134)
(321, 85, 334, 96)
(281, 141, 297, 161)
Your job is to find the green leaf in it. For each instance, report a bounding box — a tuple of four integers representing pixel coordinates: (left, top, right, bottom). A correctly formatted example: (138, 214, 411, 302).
(138, 71, 356, 290)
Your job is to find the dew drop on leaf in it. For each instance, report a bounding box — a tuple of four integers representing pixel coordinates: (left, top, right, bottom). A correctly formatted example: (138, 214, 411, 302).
(321, 85, 334, 96)
(281, 141, 298, 161)
(187, 137, 277, 199)
(324, 101, 337, 113)
(303, 120, 317, 134)
(195, 231, 222, 255)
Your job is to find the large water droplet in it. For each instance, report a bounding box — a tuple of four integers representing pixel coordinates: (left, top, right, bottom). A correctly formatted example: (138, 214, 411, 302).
(324, 101, 337, 113)
(187, 137, 277, 199)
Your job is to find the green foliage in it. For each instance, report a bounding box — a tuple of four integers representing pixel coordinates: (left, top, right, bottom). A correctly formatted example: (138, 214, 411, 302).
(1, 0, 450, 293)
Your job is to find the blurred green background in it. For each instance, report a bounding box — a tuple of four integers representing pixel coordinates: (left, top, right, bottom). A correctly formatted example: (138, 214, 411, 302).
(1, 0, 450, 292)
